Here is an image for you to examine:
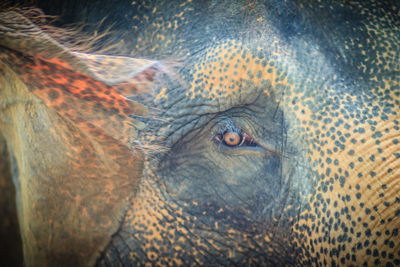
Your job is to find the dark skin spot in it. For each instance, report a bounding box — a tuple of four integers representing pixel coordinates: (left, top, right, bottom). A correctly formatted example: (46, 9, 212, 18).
(48, 90, 59, 101)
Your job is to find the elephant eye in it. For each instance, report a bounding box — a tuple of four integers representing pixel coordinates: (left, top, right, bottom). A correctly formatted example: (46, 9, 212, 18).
(215, 131, 258, 148)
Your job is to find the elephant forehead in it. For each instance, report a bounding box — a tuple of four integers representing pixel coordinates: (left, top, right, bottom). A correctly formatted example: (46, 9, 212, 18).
(186, 40, 293, 102)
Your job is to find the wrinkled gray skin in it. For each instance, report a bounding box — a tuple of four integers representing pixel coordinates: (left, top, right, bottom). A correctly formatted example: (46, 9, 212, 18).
(1, 0, 400, 266)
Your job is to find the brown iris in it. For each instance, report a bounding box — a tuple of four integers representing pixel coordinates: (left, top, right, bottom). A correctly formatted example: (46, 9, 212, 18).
(223, 131, 241, 146)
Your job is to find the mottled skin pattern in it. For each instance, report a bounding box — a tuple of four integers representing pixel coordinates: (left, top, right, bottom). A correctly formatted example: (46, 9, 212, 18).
(1, 0, 400, 266)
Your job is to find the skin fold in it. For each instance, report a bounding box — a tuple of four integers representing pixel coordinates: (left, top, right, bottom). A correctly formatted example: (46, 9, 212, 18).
(0, 0, 399, 266)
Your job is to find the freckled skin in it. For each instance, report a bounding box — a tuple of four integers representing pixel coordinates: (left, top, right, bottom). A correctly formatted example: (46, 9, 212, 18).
(1, 0, 400, 266)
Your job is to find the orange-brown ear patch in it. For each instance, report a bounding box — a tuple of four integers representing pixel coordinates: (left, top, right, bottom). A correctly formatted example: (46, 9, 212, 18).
(3, 49, 156, 146)
(0, 8, 159, 147)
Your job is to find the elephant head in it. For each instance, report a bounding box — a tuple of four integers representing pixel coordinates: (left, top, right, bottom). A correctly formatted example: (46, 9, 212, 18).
(0, 1, 399, 266)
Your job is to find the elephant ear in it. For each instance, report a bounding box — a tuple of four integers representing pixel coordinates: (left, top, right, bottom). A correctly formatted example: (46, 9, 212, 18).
(0, 9, 160, 266)
(0, 10, 158, 146)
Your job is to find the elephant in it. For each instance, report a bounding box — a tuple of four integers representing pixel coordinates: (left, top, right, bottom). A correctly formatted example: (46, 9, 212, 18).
(0, 0, 399, 266)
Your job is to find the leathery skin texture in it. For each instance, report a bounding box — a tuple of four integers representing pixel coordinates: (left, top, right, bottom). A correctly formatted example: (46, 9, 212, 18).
(0, 0, 399, 266)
